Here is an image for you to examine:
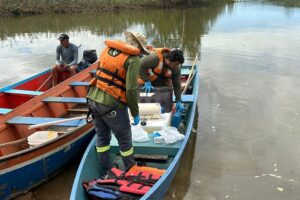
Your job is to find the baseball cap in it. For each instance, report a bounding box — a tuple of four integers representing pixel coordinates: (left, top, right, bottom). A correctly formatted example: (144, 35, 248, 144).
(58, 33, 69, 40)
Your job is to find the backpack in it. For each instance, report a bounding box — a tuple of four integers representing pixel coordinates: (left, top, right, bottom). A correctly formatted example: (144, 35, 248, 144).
(78, 49, 98, 72)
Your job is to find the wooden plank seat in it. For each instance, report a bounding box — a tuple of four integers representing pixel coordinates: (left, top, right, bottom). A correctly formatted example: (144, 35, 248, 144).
(43, 97, 87, 104)
(6, 116, 86, 127)
(110, 134, 181, 157)
(69, 82, 90, 86)
(181, 68, 194, 75)
(90, 69, 96, 74)
(0, 108, 13, 115)
(173, 94, 195, 102)
(4, 89, 43, 96)
(42, 95, 193, 104)
(90, 69, 192, 76)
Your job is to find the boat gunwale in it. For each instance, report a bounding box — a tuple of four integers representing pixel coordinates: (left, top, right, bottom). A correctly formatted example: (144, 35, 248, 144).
(0, 69, 50, 93)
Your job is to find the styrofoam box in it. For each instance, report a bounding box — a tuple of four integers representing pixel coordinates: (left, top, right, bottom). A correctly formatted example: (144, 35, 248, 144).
(28, 131, 58, 147)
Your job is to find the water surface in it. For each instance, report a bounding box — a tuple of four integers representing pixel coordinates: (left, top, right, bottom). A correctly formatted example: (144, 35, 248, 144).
(1, 1, 300, 200)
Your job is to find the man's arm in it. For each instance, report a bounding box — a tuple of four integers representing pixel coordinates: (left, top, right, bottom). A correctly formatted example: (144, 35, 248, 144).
(172, 67, 182, 102)
(67, 45, 78, 66)
(125, 56, 141, 117)
(56, 46, 61, 65)
(139, 53, 159, 82)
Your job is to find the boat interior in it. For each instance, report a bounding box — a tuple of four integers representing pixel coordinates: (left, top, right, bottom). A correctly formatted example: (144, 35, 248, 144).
(0, 70, 74, 115)
(73, 65, 197, 196)
(0, 68, 97, 158)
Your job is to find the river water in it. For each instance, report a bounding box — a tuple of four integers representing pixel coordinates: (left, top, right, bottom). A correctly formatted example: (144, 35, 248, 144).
(1, 1, 300, 200)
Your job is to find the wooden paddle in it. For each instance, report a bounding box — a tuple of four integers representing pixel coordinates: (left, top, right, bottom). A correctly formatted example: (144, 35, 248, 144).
(37, 75, 52, 91)
(28, 116, 86, 130)
(182, 53, 198, 94)
(0, 138, 28, 149)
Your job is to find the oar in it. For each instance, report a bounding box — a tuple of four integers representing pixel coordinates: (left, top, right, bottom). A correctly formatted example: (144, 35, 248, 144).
(28, 116, 86, 130)
(37, 75, 52, 91)
(182, 53, 198, 94)
(0, 138, 28, 149)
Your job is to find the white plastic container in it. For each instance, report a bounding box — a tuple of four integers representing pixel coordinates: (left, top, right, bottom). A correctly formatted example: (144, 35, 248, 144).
(139, 113, 171, 133)
(28, 131, 58, 147)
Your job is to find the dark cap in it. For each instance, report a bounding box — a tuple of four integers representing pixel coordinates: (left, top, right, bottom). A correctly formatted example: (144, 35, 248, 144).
(58, 33, 69, 40)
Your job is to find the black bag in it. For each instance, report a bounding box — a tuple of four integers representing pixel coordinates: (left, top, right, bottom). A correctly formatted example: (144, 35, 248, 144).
(78, 49, 98, 72)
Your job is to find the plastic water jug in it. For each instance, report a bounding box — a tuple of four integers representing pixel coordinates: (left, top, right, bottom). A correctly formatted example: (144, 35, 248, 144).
(171, 110, 182, 128)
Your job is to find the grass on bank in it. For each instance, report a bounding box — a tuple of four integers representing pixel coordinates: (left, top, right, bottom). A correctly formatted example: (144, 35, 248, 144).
(0, 0, 235, 16)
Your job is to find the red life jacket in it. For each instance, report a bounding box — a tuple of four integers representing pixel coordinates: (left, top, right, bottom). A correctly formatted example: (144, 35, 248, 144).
(95, 167, 162, 195)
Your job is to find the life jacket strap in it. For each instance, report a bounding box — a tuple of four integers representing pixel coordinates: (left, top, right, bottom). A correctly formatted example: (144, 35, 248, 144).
(95, 75, 126, 92)
(98, 67, 126, 84)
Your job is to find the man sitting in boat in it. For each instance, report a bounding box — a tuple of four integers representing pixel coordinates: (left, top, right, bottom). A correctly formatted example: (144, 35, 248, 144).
(138, 47, 185, 111)
(51, 33, 78, 86)
(87, 31, 150, 173)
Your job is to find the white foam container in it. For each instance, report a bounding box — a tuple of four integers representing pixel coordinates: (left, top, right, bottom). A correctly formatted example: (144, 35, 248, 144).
(28, 131, 58, 147)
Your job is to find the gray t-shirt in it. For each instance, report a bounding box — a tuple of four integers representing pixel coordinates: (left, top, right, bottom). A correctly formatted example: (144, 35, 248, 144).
(56, 43, 78, 66)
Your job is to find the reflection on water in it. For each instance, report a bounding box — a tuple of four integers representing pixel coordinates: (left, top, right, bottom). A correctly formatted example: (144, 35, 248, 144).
(0, 5, 229, 87)
(164, 110, 198, 200)
(2, 0, 300, 200)
(185, 2, 300, 200)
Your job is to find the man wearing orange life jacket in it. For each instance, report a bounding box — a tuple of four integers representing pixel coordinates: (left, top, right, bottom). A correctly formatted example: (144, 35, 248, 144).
(87, 31, 150, 173)
(139, 48, 185, 111)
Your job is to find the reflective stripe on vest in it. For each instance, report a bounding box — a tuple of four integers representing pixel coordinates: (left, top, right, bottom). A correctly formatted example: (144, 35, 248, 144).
(120, 147, 133, 157)
(96, 145, 110, 153)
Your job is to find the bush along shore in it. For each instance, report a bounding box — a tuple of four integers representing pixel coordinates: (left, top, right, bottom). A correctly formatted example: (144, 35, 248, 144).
(0, 0, 234, 17)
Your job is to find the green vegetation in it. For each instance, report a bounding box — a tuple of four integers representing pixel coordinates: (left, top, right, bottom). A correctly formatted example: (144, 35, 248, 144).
(260, 0, 300, 8)
(0, 0, 234, 17)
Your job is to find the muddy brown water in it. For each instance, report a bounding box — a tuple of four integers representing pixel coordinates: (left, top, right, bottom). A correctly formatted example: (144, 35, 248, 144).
(1, 1, 300, 199)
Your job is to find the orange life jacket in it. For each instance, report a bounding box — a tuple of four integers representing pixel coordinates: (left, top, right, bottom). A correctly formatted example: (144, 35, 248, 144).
(128, 165, 166, 176)
(138, 48, 172, 85)
(90, 40, 141, 104)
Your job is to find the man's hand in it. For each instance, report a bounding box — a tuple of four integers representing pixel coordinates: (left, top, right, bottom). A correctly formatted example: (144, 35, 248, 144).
(132, 115, 140, 126)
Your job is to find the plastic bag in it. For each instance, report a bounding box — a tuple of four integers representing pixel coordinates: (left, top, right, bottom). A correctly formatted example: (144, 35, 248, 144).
(131, 125, 149, 142)
(157, 127, 185, 144)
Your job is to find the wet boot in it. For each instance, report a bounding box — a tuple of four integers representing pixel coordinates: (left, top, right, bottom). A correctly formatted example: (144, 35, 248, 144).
(122, 154, 135, 172)
(97, 152, 112, 176)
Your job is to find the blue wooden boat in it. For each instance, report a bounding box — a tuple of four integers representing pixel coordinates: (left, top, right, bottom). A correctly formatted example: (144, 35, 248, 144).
(0, 64, 99, 200)
(70, 64, 199, 200)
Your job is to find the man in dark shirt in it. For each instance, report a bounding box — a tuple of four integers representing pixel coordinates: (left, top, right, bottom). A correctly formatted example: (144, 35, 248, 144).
(139, 48, 185, 111)
(51, 33, 78, 86)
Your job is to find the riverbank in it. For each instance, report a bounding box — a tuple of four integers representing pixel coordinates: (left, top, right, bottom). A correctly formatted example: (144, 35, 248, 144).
(0, 0, 234, 17)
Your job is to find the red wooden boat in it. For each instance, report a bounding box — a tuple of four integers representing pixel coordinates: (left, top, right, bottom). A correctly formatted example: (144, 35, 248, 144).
(0, 64, 97, 200)
(0, 69, 76, 115)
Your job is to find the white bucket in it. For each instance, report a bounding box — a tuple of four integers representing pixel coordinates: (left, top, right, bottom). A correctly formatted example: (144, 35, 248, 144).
(28, 131, 58, 147)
